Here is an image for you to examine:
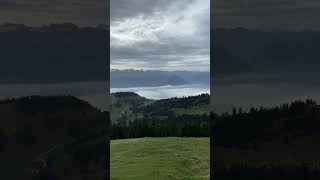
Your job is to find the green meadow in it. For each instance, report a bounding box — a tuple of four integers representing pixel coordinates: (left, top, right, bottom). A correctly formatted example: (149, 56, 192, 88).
(111, 137, 210, 180)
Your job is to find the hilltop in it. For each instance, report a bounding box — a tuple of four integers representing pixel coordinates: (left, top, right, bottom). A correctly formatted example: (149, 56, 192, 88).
(111, 92, 209, 123)
(111, 91, 209, 116)
(110, 92, 210, 139)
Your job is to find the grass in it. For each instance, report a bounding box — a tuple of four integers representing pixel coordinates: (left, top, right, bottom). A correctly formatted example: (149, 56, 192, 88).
(111, 137, 210, 180)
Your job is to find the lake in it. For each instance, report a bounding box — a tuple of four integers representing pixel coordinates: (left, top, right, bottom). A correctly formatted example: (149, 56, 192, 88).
(1, 81, 320, 113)
(111, 84, 210, 100)
(0, 82, 210, 110)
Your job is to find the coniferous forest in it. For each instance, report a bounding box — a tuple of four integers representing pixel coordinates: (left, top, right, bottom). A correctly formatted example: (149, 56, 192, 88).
(111, 93, 320, 179)
(1, 94, 320, 179)
(213, 99, 320, 179)
(111, 93, 320, 145)
(0, 96, 109, 180)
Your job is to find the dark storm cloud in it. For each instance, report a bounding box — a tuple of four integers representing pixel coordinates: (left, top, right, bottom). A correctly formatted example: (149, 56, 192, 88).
(110, 0, 210, 71)
(212, 0, 320, 30)
(0, 0, 107, 26)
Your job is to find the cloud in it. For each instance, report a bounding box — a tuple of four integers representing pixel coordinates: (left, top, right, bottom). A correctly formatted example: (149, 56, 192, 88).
(0, 0, 107, 26)
(212, 0, 320, 30)
(110, 0, 210, 71)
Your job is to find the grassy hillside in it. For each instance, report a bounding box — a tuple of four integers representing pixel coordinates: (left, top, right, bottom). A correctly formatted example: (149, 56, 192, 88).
(110, 93, 210, 179)
(110, 92, 151, 123)
(111, 137, 210, 180)
(111, 92, 209, 123)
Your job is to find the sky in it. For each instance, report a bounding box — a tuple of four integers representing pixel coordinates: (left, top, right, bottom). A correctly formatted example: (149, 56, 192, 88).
(0, 0, 107, 26)
(1, 0, 320, 29)
(212, 0, 320, 30)
(110, 0, 210, 71)
(0, 0, 109, 107)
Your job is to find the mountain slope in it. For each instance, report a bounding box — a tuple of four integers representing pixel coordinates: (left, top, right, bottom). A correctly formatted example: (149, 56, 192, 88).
(161, 74, 188, 85)
(111, 92, 151, 123)
(111, 92, 209, 123)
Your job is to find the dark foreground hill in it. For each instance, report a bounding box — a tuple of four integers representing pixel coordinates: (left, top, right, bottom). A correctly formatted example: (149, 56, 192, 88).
(214, 99, 320, 179)
(0, 95, 108, 180)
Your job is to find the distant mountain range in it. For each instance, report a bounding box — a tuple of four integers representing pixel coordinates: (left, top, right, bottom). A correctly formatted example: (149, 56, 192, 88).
(211, 28, 320, 85)
(0, 23, 108, 84)
(212, 28, 320, 76)
(1, 23, 320, 84)
(110, 69, 209, 88)
(0, 22, 107, 32)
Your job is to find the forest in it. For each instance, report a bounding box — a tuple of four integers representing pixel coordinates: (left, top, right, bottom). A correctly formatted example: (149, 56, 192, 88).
(0, 96, 109, 180)
(111, 93, 320, 179)
(215, 99, 320, 149)
(1, 94, 320, 179)
(111, 92, 210, 139)
(112, 93, 320, 147)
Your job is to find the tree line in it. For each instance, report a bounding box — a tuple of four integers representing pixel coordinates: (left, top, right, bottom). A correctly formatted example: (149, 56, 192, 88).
(111, 114, 209, 139)
(111, 98, 320, 148)
(214, 99, 320, 149)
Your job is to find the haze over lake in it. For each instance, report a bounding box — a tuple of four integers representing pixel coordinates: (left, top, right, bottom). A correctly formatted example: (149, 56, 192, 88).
(111, 84, 210, 100)
(1, 79, 320, 114)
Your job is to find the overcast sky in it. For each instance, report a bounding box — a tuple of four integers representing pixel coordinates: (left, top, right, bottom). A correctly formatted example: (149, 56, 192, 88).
(0, 0, 107, 26)
(1, 0, 319, 71)
(1, 0, 320, 29)
(213, 0, 320, 30)
(110, 0, 210, 71)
